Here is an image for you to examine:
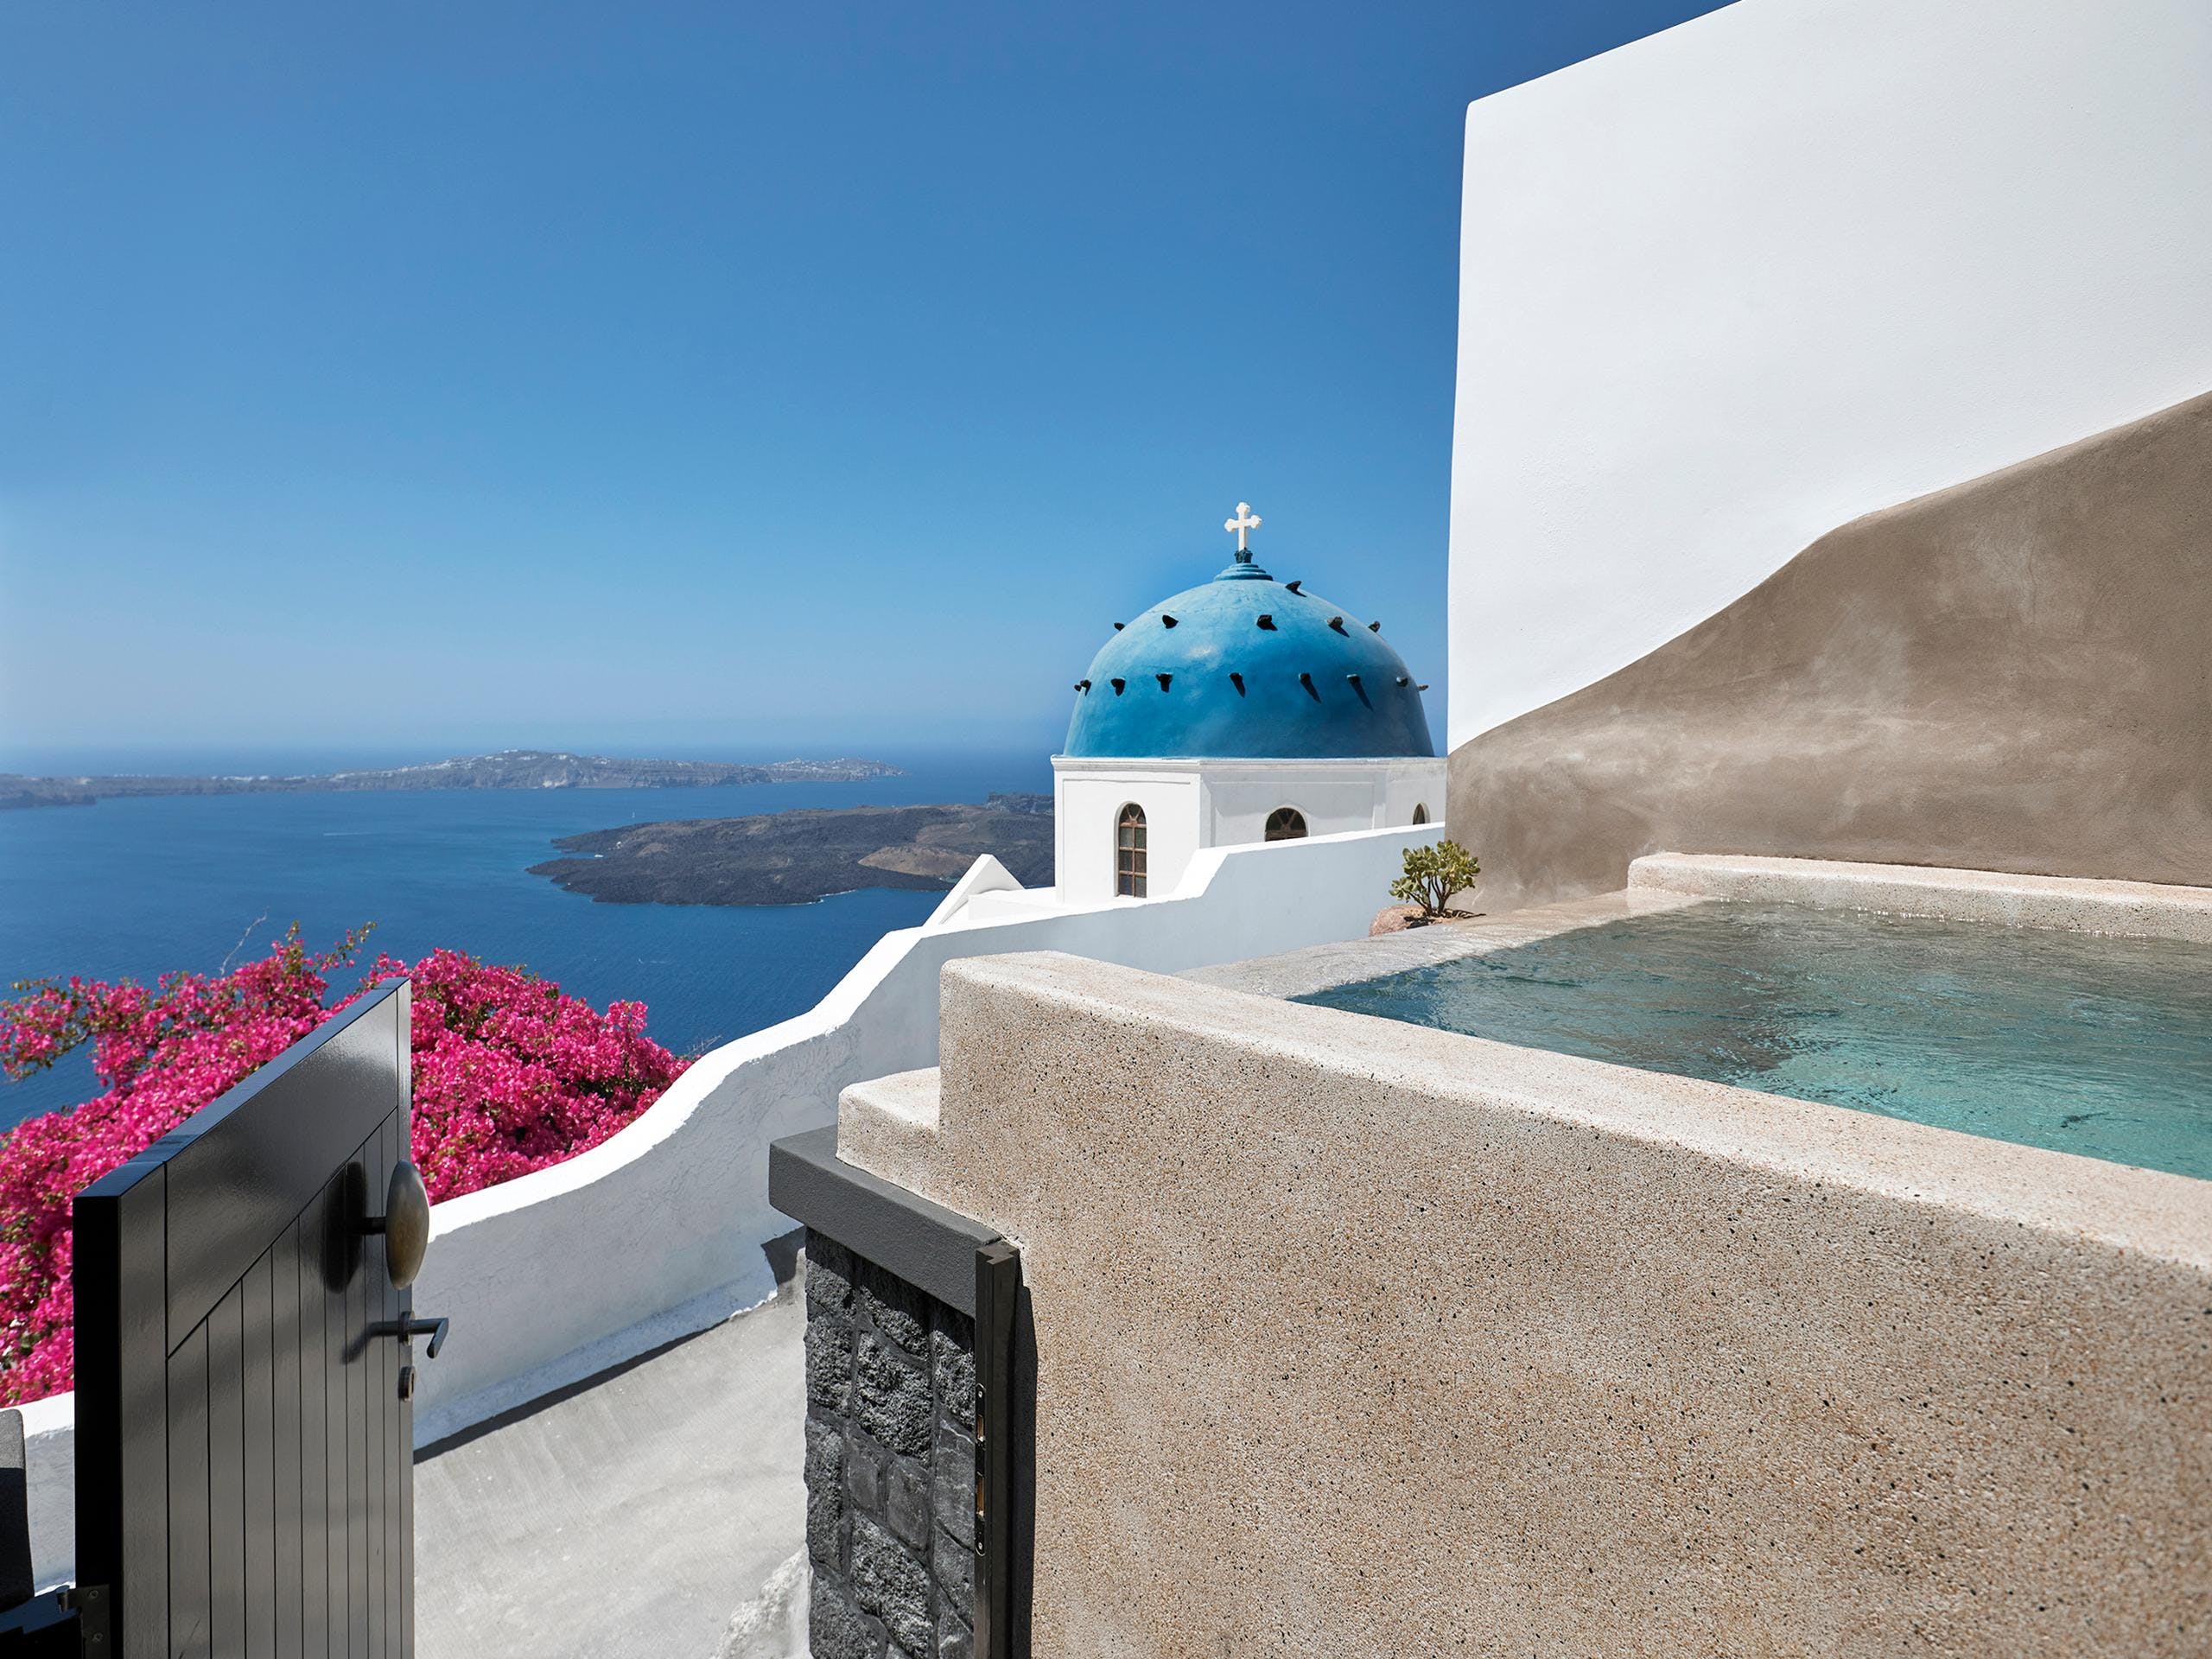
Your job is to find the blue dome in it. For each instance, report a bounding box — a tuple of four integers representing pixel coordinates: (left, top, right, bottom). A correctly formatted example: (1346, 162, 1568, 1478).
(1064, 554, 1434, 760)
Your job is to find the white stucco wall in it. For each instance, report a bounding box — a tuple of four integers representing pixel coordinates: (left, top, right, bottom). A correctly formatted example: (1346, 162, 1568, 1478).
(1056, 768, 1203, 906)
(422, 823, 1433, 1439)
(16, 821, 1438, 1588)
(1449, 0, 2212, 746)
(1052, 756, 1443, 905)
(1198, 759, 1441, 845)
(16, 1393, 73, 1593)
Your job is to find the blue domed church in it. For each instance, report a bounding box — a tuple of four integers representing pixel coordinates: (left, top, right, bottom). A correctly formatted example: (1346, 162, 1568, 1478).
(1049, 503, 1444, 906)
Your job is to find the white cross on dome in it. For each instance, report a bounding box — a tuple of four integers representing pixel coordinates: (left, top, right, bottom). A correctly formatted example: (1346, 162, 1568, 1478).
(1224, 501, 1262, 557)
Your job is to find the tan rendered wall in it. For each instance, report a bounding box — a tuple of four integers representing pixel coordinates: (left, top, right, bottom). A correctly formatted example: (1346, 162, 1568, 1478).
(1448, 391, 2212, 913)
(842, 953, 2212, 1657)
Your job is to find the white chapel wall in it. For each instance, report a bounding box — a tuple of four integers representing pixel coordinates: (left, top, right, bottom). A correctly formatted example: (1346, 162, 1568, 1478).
(1055, 769, 1202, 903)
(1052, 758, 1446, 904)
(1449, 0, 2212, 747)
(1199, 759, 1442, 843)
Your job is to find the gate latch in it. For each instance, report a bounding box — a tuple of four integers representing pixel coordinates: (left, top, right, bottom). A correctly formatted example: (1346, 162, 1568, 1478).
(368, 1315, 448, 1359)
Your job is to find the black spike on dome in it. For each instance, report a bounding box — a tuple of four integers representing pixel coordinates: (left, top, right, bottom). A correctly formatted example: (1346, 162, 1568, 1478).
(1255, 614, 1276, 630)
(1395, 676, 1411, 687)
(1299, 671, 1315, 689)
(1285, 580, 1303, 594)
(1346, 673, 1362, 686)
(1110, 677, 1126, 694)
(1075, 679, 1091, 692)
(1156, 673, 1173, 691)
(1113, 622, 1125, 631)
(1369, 620, 1381, 632)
(1328, 615, 1346, 633)
(1417, 683, 1430, 691)
(1229, 671, 1245, 694)
(1161, 614, 1178, 627)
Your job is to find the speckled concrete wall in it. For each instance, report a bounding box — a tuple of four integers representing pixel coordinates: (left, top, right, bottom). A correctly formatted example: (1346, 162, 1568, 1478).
(844, 952, 2212, 1657)
(1448, 390, 2212, 913)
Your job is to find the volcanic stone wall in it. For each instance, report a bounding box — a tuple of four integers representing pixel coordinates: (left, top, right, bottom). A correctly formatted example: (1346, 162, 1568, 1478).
(803, 1232, 977, 1659)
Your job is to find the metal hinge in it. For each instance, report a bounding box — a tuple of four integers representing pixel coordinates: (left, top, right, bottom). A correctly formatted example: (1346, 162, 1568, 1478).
(60, 1585, 109, 1655)
(0, 1582, 108, 1655)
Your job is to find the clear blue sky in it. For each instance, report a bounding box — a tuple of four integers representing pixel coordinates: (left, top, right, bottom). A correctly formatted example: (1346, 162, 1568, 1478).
(0, 1, 1721, 771)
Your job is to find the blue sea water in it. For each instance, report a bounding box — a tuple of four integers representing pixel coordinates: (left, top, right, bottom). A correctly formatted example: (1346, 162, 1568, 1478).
(0, 750, 1047, 1128)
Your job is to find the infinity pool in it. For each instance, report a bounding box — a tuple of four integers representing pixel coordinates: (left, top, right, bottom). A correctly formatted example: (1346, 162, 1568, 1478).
(1300, 901, 2212, 1181)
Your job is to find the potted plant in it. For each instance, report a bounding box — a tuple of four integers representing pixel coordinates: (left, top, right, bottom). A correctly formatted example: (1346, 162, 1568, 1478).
(1388, 839, 1480, 925)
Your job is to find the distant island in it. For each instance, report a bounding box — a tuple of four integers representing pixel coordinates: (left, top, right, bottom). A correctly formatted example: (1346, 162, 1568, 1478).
(0, 750, 905, 810)
(530, 793, 1053, 906)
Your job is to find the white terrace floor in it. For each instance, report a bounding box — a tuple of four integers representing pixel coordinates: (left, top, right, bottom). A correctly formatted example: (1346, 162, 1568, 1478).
(414, 1255, 810, 1659)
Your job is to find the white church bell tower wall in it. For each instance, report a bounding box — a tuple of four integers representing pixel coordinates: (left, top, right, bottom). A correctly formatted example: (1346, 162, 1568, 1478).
(1192, 758, 1439, 846)
(1053, 765, 1203, 906)
(1049, 755, 1442, 907)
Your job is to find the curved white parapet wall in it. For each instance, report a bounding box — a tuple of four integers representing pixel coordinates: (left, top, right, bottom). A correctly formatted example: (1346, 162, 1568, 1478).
(1450, 0, 2212, 746)
(16, 1393, 73, 1593)
(18, 822, 1434, 1587)
(413, 823, 1433, 1442)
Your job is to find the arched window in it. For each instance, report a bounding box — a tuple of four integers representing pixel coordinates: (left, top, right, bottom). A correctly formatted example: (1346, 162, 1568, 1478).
(1264, 807, 1308, 842)
(1412, 803, 1430, 825)
(1115, 804, 1147, 897)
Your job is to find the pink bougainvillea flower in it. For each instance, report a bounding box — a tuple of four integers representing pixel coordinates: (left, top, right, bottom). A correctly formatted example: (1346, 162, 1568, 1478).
(0, 928, 683, 1405)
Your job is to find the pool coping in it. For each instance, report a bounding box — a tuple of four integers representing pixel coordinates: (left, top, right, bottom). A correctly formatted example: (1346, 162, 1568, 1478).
(1177, 885, 1709, 999)
(855, 948, 2212, 1295)
(1628, 852, 2212, 942)
(1184, 852, 2212, 1001)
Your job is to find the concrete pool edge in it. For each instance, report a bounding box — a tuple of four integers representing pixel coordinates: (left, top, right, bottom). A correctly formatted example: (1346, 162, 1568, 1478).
(867, 951, 2212, 1273)
(1184, 855, 2212, 1003)
(1628, 851, 2212, 942)
(1177, 885, 1712, 1000)
(1173, 850, 2212, 1212)
(839, 952, 2212, 1649)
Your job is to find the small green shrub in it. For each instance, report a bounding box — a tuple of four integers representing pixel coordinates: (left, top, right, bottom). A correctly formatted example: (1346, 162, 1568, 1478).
(1389, 839, 1480, 921)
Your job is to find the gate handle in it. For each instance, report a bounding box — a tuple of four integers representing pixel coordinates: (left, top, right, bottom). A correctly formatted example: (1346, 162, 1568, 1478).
(369, 1317, 448, 1360)
(363, 1162, 432, 1290)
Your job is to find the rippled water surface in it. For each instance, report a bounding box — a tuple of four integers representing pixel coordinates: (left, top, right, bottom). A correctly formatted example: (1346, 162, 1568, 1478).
(1301, 901, 2212, 1181)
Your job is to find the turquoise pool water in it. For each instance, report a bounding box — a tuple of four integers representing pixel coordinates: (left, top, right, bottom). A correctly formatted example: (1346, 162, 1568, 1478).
(1300, 902, 2212, 1181)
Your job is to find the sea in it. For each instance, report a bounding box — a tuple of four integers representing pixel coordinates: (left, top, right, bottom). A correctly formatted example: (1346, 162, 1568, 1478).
(0, 748, 1049, 1130)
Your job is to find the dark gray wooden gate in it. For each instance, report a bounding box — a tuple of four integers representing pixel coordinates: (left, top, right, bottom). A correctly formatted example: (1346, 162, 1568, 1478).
(73, 982, 425, 1659)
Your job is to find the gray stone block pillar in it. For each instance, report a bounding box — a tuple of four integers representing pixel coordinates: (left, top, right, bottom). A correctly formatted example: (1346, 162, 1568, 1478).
(804, 1233, 978, 1659)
